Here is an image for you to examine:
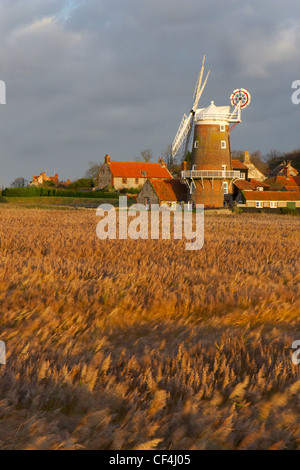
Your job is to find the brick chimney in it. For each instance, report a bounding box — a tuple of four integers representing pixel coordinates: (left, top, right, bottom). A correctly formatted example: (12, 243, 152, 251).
(105, 154, 110, 164)
(244, 151, 251, 164)
(181, 161, 187, 171)
(158, 157, 166, 167)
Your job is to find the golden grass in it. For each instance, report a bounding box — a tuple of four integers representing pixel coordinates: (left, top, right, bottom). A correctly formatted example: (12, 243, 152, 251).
(0, 207, 299, 449)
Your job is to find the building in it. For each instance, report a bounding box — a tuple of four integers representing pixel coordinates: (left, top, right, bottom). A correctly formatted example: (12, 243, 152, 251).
(242, 151, 265, 181)
(241, 191, 300, 209)
(137, 178, 187, 208)
(232, 160, 249, 179)
(98, 155, 172, 190)
(233, 179, 270, 203)
(30, 172, 59, 186)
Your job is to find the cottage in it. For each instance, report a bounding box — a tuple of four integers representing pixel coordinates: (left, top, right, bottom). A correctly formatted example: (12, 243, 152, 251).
(30, 172, 59, 186)
(241, 191, 300, 209)
(137, 178, 187, 209)
(98, 155, 172, 190)
(241, 151, 265, 181)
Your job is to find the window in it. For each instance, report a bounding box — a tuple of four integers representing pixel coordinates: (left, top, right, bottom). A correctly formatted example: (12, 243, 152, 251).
(240, 172, 245, 179)
(192, 164, 197, 171)
(223, 181, 228, 194)
(222, 165, 227, 172)
(221, 140, 226, 149)
(194, 140, 199, 148)
(171, 202, 177, 211)
(257, 187, 263, 191)
(270, 201, 277, 208)
(122, 177, 127, 184)
(135, 178, 139, 184)
(220, 124, 225, 131)
(256, 201, 263, 208)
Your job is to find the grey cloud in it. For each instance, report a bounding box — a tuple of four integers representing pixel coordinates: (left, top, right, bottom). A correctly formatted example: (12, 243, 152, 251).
(0, 0, 298, 186)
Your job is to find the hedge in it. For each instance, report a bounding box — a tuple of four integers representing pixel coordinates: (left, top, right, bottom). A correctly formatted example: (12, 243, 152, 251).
(2, 187, 119, 198)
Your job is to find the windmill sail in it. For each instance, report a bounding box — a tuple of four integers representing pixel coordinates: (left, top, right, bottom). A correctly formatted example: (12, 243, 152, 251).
(172, 55, 210, 158)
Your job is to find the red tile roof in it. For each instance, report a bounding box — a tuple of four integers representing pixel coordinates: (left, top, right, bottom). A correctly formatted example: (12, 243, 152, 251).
(234, 179, 270, 190)
(232, 159, 248, 170)
(108, 161, 172, 178)
(234, 180, 254, 190)
(248, 179, 270, 188)
(243, 191, 300, 201)
(149, 178, 187, 202)
(284, 186, 300, 192)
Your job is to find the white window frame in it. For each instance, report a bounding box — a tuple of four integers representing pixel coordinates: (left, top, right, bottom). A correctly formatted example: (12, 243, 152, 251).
(256, 201, 263, 208)
(222, 165, 227, 171)
(220, 124, 225, 132)
(194, 140, 199, 148)
(221, 140, 226, 149)
(257, 187, 263, 191)
(223, 181, 228, 194)
(270, 201, 277, 208)
(240, 172, 245, 179)
(171, 202, 177, 211)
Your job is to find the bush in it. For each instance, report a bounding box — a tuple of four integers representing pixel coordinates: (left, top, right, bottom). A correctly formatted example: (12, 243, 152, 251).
(280, 207, 299, 216)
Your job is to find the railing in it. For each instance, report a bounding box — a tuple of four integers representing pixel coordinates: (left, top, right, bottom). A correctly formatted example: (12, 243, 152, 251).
(181, 170, 241, 179)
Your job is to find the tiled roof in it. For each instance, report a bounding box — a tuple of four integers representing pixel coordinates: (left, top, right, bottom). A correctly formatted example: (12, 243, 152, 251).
(243, 191, 300, 201)
(108, 161, 172, 178)
(248, 179, 270, 188)
(232, 159, 248, 170)
(234, 180, 254, 190)
(234, 179, 270, 190)
(149, 178, 187, 202)
(284, 186, 300, 192)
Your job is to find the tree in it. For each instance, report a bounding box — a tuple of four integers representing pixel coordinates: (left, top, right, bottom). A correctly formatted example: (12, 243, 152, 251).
(10, 177, 28, 188)
(264, 149, 284, 170)
(136, 149, 153, 162)
(84, 161, 102, 183)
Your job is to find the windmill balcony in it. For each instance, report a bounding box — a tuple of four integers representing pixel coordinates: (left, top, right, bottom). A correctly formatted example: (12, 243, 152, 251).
(181, 170, 241, 179)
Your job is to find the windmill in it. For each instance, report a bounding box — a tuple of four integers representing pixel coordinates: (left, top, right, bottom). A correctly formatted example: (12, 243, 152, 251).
(172, 55, 210, 159)
(172, 57, 251, 208)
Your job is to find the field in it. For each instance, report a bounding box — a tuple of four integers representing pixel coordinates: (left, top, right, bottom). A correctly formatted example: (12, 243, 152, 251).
(0, 206, 299, 450)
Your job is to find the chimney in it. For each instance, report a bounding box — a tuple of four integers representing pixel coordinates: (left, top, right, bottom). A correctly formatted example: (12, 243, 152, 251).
(181, 161, 187, 171)
(105, 154, 110, 164)
(158, 157, 166, 167)
(244, 151, 251, 164)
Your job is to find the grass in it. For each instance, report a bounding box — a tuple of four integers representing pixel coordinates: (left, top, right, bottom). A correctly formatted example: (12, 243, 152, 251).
(0, 196, 121, 209)
(0, 208, 299, 449)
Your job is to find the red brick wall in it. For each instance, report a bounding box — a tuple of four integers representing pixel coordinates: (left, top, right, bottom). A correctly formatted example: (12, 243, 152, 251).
(191, 123, 232, 170)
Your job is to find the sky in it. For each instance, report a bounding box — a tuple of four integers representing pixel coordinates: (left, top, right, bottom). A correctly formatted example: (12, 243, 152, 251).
(0, 0, 299, 186)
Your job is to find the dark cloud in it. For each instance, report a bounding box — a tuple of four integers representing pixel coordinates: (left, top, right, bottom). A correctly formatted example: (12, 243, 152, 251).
(0, 0, 299, 186)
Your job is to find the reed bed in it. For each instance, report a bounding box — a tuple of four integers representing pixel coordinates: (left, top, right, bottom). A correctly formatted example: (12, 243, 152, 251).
(0, 207, 299, 449)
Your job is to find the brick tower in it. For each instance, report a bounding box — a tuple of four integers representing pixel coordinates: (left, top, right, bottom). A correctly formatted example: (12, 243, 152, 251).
(189, 101, 236, 208)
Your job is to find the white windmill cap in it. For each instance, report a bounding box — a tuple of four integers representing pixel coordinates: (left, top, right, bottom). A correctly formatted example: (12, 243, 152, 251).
(195, 102, 230, 121)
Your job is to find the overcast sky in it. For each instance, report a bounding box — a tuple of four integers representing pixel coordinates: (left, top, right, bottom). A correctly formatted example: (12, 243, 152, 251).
(0, 0, 299, 186)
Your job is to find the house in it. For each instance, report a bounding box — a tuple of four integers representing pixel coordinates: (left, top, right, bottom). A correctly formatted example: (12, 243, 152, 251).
(136, 178, 187, 209)
(97, 155, 172, 190)
(232, 160, 248, 179)
(233, 179, 270, 203)
(241, 151, 265, 181)
(30, 172, 59, 186)
(269, 160, 298, 178)
(241, 191, 300, 209)
(266, 161, 300, 191)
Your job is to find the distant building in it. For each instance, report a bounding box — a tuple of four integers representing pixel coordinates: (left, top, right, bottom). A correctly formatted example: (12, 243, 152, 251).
(137, 178, 187, 208)
(269, 160, 298, 178)
(30, 172, 59, 186)
(98, 155, 172, 190)
(30, 172, 70, 187)
(241, 151, 265, 181)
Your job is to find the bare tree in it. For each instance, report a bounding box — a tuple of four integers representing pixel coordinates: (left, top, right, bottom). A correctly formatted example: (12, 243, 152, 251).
(10, 177, 28, 188)
(84, 161, 102, 183)
(136, 149, 153, 162)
